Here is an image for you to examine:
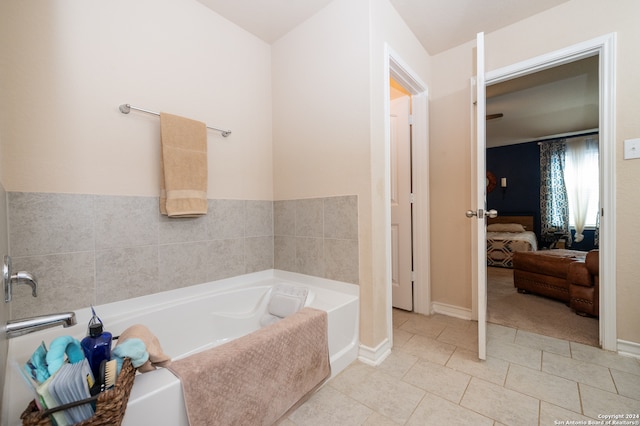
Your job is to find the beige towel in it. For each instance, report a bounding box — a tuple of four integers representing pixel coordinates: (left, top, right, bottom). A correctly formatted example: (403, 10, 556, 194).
(116, 324, 172, 372)
(168, 307, 331, 426)
(159, 112, 208, 217)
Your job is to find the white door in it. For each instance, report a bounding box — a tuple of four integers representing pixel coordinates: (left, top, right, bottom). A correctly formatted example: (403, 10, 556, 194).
(469, 32, 487, 360)
(390, 95, 413, 310)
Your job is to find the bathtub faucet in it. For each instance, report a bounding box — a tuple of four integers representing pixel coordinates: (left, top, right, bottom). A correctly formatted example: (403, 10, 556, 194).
(6, 311, 77, 338)
(4, 255, 38, 303)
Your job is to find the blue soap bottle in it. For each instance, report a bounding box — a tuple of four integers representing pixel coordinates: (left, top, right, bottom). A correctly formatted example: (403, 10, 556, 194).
(81, 308, 112, 381)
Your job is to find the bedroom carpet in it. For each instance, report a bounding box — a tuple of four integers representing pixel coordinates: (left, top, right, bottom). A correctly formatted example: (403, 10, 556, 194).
(487, 266, 599, 347)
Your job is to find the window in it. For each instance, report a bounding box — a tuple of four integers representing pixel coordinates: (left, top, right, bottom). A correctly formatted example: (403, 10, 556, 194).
(564, 137, 599, 230)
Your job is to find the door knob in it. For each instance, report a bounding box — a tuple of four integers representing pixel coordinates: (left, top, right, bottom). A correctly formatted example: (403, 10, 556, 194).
(486, 209, 498, 218)
(465, 210, 477, 218)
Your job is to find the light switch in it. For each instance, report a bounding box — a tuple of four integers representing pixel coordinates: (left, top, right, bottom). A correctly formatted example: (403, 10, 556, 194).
(624, 138, 640, 160)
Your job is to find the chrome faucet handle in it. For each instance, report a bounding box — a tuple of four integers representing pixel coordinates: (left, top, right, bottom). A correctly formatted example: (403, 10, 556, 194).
(12, 271, 38, 297)
(3, 255, 38, 302)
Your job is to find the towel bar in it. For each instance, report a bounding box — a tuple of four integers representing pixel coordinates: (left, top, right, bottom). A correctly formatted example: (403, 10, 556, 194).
(119, 104, 231, 137)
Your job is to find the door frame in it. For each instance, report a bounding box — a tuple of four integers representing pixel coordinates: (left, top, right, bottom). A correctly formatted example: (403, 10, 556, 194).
(384, 45, 430, 345)
(481, 33, 617, 350)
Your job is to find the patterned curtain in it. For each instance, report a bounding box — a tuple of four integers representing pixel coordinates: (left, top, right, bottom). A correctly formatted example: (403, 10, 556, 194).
(540, 140, 572, 246)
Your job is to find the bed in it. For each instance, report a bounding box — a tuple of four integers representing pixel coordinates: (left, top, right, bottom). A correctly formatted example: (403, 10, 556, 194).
(486, 215, 538, 268)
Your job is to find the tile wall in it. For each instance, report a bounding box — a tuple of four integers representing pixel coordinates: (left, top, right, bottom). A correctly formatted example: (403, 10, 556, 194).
(7, 192, 358, 319)
(274, 195, 359, 285)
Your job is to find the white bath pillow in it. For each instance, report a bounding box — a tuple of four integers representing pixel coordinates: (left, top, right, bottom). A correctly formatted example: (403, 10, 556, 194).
(260, 284, 308, 327)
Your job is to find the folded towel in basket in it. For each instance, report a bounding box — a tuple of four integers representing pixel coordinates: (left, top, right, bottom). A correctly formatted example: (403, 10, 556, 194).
(159, 112, 208, 217)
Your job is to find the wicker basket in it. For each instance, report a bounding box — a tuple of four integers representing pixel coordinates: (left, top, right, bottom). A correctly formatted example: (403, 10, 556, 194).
(20, 358, 136, 426)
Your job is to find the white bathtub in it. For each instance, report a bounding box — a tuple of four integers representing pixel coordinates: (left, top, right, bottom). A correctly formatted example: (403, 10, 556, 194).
(2, 270, 359, 426)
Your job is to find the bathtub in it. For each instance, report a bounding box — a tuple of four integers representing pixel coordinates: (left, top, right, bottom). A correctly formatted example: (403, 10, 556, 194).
(2, 269, 359, 426)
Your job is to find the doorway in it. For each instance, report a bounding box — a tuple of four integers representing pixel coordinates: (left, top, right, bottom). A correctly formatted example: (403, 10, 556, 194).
(477, 33, 617, 352)
(485, 55, 600, 346)
(385, 47, 430, 350)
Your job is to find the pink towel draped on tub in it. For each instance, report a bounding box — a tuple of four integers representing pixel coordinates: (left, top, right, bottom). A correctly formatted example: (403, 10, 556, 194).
(168, 307, 331, 426)
(159, 112, 208, 217)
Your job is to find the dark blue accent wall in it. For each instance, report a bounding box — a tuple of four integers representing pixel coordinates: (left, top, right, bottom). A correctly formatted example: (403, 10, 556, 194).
(486, 142, 596, 251)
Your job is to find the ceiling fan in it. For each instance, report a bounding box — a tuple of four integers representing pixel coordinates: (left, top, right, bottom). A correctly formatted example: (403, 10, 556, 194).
(486, 113, 504, 120)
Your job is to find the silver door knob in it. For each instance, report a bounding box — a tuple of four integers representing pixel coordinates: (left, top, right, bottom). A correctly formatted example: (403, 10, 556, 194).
(487, 209, 498, 218)
(465, 210, 477, 218)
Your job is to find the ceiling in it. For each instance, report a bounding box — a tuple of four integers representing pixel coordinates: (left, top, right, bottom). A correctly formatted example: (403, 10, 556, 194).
(195, 0, 570, 53)
(486, 55, 599, 148)
(197, 0, 596, 146)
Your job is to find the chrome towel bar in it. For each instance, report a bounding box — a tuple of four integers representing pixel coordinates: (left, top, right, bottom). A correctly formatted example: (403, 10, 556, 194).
(119, 104, 231, 137)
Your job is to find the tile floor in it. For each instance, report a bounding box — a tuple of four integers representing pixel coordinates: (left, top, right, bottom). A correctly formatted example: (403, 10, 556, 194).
(281, 310, 640, 425)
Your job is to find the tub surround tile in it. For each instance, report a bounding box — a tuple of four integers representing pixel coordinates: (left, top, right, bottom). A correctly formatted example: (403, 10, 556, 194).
(207, 238, 245, 281)
(274, 200, 296, 237)
(10, 253, 95, 318)
(96, 246, 159, 303)
(8, 192, 359, 319)
(158, 241, 212, 292)
(324, 238, 358, 284)
(295, 198, 323, 238)
(244, 236, 274, 273)
(323, 195, 358, 240)
(245, 200, 273, 237)
(159, 213, 207, 244)
(95, 195, 158, 248)
(274, 235, 296, 271)
(206, 199, 245, 239)
(9, 192, 95, 256)
(295, 237, 324, 278)
(274, 195, 359, 284)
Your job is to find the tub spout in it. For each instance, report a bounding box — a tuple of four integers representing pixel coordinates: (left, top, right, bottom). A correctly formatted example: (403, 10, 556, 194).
(6, 311, 76, 338)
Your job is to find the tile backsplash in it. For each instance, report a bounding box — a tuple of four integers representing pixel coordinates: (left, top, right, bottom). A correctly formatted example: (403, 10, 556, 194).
(7, 192, 358, 318)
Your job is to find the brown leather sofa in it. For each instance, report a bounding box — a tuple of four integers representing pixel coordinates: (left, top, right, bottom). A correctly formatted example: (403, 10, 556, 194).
(512, 249, 587, 304)
(567, 250, 599, 317)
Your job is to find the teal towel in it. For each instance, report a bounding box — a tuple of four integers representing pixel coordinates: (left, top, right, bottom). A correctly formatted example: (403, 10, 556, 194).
(112, 338, 148, 374)
(46, 335, 84, 376)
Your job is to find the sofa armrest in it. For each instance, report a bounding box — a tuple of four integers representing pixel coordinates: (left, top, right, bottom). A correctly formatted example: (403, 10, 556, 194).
(567, 261, 594, 288)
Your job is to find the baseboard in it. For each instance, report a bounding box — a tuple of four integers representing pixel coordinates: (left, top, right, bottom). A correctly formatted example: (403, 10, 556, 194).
(431, 302, 473, 321)
(358, 338, 391, 366)
(617, 339, 640, 359)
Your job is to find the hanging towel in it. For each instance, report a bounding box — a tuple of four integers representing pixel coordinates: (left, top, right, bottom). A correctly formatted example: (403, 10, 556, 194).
(159, 112, 208, 217)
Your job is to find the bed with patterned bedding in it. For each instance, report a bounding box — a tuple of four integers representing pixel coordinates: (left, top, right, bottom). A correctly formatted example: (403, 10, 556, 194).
(486, 215, 538, 268)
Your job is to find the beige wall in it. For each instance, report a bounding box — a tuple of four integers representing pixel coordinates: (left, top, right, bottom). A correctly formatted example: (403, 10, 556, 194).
(430, 0, 640, 344)
(0, 0, 273, 200)
(272, 0, 430, 348)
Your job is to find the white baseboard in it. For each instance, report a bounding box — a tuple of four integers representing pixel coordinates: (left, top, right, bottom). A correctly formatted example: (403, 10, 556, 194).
(431, 302, 473, 321)
(617, 339, 640, 359)
(358, 338, 391, 366)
